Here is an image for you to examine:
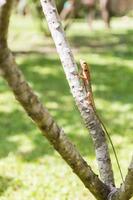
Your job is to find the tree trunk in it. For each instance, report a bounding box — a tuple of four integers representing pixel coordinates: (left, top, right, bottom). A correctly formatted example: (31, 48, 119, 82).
(110, 0, 133, 15)
(0, 1, 110, 200)
(0, 1, 133, 200)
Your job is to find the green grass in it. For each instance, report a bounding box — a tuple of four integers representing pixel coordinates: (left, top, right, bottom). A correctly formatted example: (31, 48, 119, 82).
(0, 14, 133, 199)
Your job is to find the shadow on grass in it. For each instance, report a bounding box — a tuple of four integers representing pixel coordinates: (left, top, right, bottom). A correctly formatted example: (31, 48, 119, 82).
(70, 29, 133, 60)
(0, 176, 13, 196)
(19, 134, 95, 162)
(92, 62, 133, 105)
(0, 110, 33, 158)
(0, 108, 94, 161)
(1, 49, 133, 160)
(0, 26, 132, 162)
(19, 55, 69, 98)
(0, 108, 57, 159)
(17, 53, 133, 106)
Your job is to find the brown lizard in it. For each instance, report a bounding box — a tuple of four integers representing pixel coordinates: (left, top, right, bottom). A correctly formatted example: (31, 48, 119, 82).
(78, 59, 124, 183)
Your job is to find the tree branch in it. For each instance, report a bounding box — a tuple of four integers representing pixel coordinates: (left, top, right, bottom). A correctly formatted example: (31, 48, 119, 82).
(0, 0, 13, 47)
(0, 50, 110, 200)
(0, 1, 110, 200)
(40, 0, 115, 187)
(110, 156, 133, 200)
(1, 1, 133, 200)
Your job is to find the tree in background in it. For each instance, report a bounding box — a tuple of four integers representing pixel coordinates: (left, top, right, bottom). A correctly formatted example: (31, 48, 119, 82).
(84, 0, 133, 28)
(60, 0, 133, 29)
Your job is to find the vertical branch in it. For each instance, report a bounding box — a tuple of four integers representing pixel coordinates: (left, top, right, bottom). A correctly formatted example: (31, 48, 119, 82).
(1, 1, 133, 200)
(111, 156, 133, 200)
(0, 0, 13, 47)
(0, 1, 110, 199)
(0, 49, 110, 200)
(40, 0, 115, 187)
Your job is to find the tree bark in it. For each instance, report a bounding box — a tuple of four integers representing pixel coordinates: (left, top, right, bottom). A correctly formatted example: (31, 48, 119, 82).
(0, 1, 110, 200)
(0, 1, 133, 200)
(0, 0, 13, 47)
(111, 156, 133, 200)
(40, 0, 115, 187)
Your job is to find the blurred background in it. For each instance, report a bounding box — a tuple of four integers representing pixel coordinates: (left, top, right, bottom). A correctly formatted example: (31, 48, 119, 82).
(0, 0, 133, 199)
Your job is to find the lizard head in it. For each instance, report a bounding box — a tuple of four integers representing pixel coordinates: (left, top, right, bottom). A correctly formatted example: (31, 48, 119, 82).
(80, 59, 88, 71)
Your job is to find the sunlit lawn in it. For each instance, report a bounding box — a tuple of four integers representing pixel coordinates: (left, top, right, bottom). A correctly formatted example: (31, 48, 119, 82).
(0, 14, 133, 200)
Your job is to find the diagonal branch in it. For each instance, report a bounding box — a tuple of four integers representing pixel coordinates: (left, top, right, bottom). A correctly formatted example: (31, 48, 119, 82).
(1, 1, 133, 200)
(0, 1, 110, 200)
(0, 51, 110, 200)
(40, 0, 115, 187)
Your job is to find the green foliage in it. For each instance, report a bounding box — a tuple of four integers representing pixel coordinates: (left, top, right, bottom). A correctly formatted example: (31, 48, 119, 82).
(0, 15, 133, 199)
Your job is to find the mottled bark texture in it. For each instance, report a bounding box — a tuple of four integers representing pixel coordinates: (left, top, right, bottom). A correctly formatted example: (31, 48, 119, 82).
(40, 0, 115, 187)
(0, 51, 110, 200)
(110, 156, 133, 200)
(0, 1, 110, 200)
(0, 1, 133, 200)
(0, 0, 13, 47)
